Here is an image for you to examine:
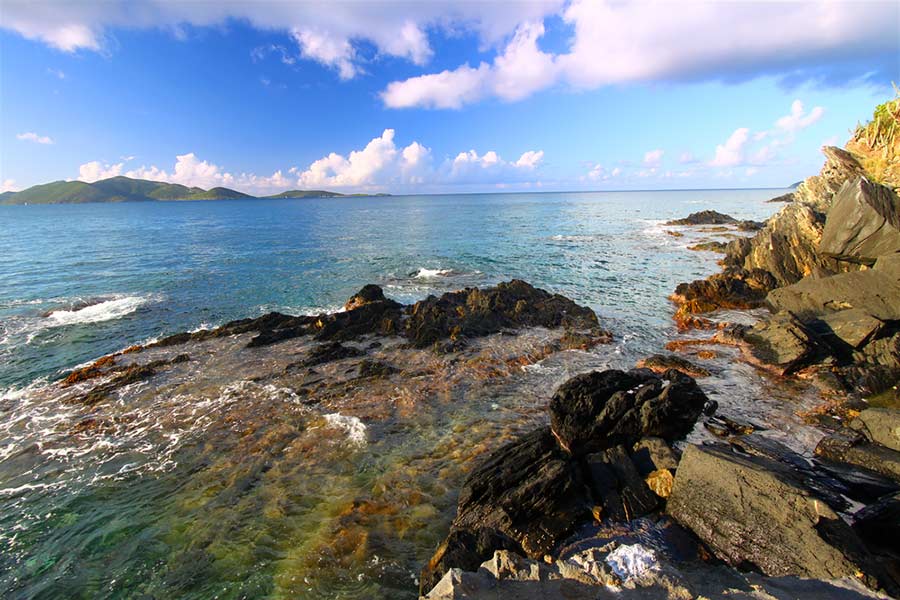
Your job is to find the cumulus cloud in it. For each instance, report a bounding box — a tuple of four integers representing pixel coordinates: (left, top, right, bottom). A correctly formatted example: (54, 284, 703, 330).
(17, 132, 54, 144)
(383, 0, 898, 108)
(74, 132, 542, 193)
(775, 99, 825, 134)
(709, 128, 750, 167)
(643, 149, 664, 167)
(1, 179, 19, 193)
(291, 28, 358, 80)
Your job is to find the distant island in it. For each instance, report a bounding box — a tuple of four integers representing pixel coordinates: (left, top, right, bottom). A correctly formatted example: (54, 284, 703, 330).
(0, 176, 391, 205)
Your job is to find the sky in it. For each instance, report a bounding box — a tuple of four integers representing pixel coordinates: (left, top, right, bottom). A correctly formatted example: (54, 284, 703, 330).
(1, 0, 898, 195)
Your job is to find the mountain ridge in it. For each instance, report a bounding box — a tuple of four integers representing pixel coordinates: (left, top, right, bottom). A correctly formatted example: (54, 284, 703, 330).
(0, 176, 390, 205)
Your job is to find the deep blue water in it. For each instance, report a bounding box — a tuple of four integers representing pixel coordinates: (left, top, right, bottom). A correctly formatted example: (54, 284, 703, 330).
(0, 190, 782, 390)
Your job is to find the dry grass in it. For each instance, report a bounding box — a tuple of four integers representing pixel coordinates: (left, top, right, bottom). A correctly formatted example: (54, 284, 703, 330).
(847, 90, 900, 189)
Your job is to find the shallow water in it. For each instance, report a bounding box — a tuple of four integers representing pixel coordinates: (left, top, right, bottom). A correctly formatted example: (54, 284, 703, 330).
(0, 190, 824, 600)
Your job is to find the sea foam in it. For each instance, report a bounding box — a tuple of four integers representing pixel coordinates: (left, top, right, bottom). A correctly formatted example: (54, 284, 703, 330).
(45, 295, 150, 326)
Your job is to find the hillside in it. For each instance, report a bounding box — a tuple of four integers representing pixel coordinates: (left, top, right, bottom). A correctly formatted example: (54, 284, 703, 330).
(0, 176, 390, 205)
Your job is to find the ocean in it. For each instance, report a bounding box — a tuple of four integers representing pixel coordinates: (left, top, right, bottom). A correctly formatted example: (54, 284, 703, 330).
(0, 190, 799, 600)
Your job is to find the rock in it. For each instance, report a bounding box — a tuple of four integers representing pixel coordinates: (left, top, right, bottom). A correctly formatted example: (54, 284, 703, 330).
(403, 279, 600, 348)
(820, 177, 900, 266)
(737, 220, 765, 232)
(419, 528, 520, 596)
(671, 268, 777, 318)
(816, 429, 900, 483)
(819, 309, 884, 349)
(631, 437, 679, 475)
(743, 310, 827, 375)
(294, 341, 364, 368)
(767, 192, 795, 203)
(72, 354, 190, 406)
(667, 444, 891, 592)
(451, 427, 590, 559)
(853, 492, 900, 554)
(645, 469, 675, 499)
(767, 255, 900, 321)
(356, 359, 398, 379)
(738, 202, 829, 287)
(343, 283, 390, 311)
(585, 446, 658, 521)
(548, 369, 708, 457)
(666, 210, 737, 226)
(635, 354, 710, 378)
(687, 241, 727, 253)
(793, 146, 867, 212)
(851, 408, 900, 452)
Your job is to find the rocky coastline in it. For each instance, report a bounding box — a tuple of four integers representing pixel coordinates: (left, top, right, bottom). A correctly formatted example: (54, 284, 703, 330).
(415, 101, 900, 597)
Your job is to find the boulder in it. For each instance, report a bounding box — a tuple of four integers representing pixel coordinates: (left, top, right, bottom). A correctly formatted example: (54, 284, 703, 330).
(743, 310, 827, 375)
(815, 429, 900, 483)
(767, 267, 900, 323)
(343, 283, 389, 311)
(820, 177, 900, 266)
(665, 210, 737, 226)
(671, 268, 777, 320)
(793, 146, 867, 212)
(631, 437, 679, 475)
(853, 492, 900, 554)
(419, 528, 520, 596)
(819, 309, 884, 349)
(851, 408, 900, 453)
(585, 446, 658, 521)
(667, 444, 890, 592)
(549, 369, 708, 457)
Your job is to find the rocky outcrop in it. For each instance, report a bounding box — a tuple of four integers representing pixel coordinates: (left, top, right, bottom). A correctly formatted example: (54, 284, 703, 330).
(820, 177, 900, 266)
(670, 268, 777, 327)
(743, 310, 828, 375)
(793, 146, 867, 212)
(666, 210, 737, 226)
(667, 444, 894, 593)
(420, 368, 708, 594)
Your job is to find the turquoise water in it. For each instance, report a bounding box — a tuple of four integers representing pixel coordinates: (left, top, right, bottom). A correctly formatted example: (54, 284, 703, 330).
(0, 190, 781, 390)
(0, 190, 791, 600)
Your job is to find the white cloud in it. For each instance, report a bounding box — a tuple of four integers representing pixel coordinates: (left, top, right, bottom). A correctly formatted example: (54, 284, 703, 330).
(2, 179, 19, 192)
(382, 0, 898, 108)
(775, 99, 825, 133)
(17, 132, 54, 145)
(78, 160, 124, 182)
(515, 150, 544, 169)
(381, 63, 491, 109)
(291, 28, 358, 80)
(643, 149, 664, 167)
(709, 128, 750, 167)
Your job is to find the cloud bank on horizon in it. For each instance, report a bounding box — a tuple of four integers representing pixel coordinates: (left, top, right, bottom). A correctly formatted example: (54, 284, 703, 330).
(2, 0, 897, 193)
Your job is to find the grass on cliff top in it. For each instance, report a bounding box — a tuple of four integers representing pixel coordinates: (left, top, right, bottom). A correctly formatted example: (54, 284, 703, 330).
(848, 90, 900, 189)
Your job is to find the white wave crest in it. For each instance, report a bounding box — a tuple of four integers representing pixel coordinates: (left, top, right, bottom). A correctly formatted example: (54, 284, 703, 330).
(324, 413, 367, 446)
(412, 267, 452, 279)
(45, 295, 150, 326)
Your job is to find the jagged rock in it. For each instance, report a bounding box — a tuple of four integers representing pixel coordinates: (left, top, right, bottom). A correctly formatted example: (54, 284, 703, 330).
(738, 202, 829, 287)
(815, 429, 900, 483)
(851, 408, 900, 452)
(671, 268, 777, 318)
(356, 359, 398, 378)
(72, 354, 190, 406)
(667, 444, 891, 592)
(585, 446, 658, 521)
(665, 210, 737, 226)
(687, 241, 727, 253)
(343, 283, 390, 310)
(631, 437, 679, 475)
(549, 369, 708, 457)
(452, 427, 590, 559)
(767, 192, 795, 203)
(767, 254, 900, 321)
(635, 354, 710, 378)
(819, 309, 884, 349)
(293, 341, 364, 368)
(820, 177, 900, 266)
(853, 492, 900, 554)
(419, 528, 520, 596)
(403, 279, 601, 348)
(794, 146, 867, 212)
(743, 310, 827, 375)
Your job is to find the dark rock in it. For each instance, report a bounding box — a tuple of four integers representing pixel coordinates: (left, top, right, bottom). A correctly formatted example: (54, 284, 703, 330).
(819, 309, 884, 349)
(548, 368, 708, 456)
(671, 268, 777, 319)
(356, 359, 398, 379)
(666, 210, 737, 226)
(743, 310, 828, 375)
(636, 354, 710, 378)
(418, 527, 519, 596)
(814, 459, 900, 505)
(452, 427, 590, 559)
(702, 414, 759, 438)
(853, 492, 900, 554)
(688, 241, 728, 253)
(402, 279, 599, 348)
(667, 443, 892, 592)
(815, 429, 900, 483)
(631, 437, 679, 475)
(851, 408, 900, 452)
(820, 177, 900, 266)
(292, 342, 364, 368)
(594, 445, 658, 520)
(767, 253, 900, 321)
(343, 283, 389, 311)
(73, 354, 189, 406)
(767, 192, 795, 203)
(737, 220, 765, 231)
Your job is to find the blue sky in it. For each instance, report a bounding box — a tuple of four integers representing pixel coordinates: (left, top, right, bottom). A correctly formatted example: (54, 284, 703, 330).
(1, 1, 897, 194)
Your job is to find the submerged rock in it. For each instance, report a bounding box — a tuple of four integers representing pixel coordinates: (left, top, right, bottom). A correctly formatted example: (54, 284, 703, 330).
(667, 444, 893, 593)
(636, 354, 711, 378)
